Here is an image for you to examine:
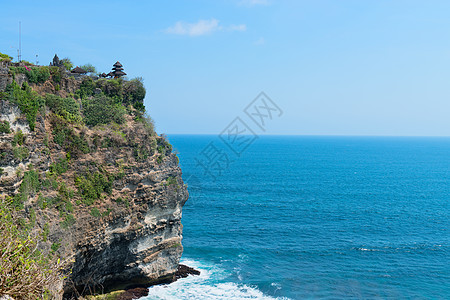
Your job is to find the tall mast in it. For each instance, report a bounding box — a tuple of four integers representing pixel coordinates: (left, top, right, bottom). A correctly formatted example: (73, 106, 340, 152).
(19, 21, 21, 62)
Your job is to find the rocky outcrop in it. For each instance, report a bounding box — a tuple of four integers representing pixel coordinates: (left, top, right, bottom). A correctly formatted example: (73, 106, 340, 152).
(0, 65, 189, 298)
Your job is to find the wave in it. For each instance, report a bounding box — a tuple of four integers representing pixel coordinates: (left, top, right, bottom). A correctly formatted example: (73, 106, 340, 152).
(143, 259, 290, 300)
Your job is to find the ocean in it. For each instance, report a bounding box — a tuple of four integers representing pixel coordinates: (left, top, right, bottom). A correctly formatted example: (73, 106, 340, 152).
(144, 135, 450, 299)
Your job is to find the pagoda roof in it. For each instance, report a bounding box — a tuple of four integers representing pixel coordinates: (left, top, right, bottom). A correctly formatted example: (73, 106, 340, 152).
(113, 61, 123, 67)
(71, 66, 87, 74)
(113, 70, 127, 76)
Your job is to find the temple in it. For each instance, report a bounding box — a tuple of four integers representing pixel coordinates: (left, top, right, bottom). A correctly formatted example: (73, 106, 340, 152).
(111, 61, 126, 78)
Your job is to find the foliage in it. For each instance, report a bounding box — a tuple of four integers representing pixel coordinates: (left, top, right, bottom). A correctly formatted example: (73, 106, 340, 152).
(75, 77, 96, 100)
(165, 176, 178, 187)
(45, 94, 82, 123)
(0, 52, 13, 62)
(10, 66, 50, 84)
(12, 130, 25, 146)
(5, 81, 44, 131)
(61, 214, 76, 229)
(60, 57, 73, 70)
(133, 145, 150, 162)
(80, 63, 97, 74)
(75, 171, 114, 206)
(49, 157, 69, 176)
(13, 146, 29, 161)
(0, 120, 11, 134)
(95, 78, 123, 102)
(90, 207, 101, 218)
(0, 198, 64, 299)
(49, 66, 62, 83)
(123, 77, 146, 107)
(12, 168, 40, 209)
(82, 94, 126, 127)
(50, 114, 90, 157)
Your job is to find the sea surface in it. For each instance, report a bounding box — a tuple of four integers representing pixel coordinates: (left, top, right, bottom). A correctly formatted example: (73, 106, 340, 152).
(145, 135, 449, 299)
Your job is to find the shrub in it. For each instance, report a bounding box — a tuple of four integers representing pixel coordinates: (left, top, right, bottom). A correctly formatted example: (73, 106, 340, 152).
(5, 81, 45, 131)
(61, 214, 76, 229)
(75, 171, 114, 206)
(12, 130, 25, 146)
(49, 66, 62, 83)
(60, 57, 73, 70)
(90, 207, 101, 218)
(0, 198, 64, 298)
(75, 77, 96, 100)
(12, 168, 39, 209)
(123, 77, 146, 107)
(13, 146, 29, 161)
(0, 52, 13, 62)
(0, 120, 11, 133)
(50, 114, 90, 157)
(14, 66, 50, 84)
(82, 94, 126, 127)
(95, 78, 123, 101)
(45, 94, 81, 123)
(49, 157, 69, 176)
(79, 63, 97, 74)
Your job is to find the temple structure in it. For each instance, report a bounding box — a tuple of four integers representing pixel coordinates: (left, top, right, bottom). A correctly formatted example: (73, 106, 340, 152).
(50, 54, 62, 67)
(111, 61, 126, 78)
(71, 66, 87, 74)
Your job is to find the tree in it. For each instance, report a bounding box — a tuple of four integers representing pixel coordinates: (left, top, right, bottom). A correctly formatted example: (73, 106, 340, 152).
(60, 58, 73, 70)
(80, 63, 97, 74)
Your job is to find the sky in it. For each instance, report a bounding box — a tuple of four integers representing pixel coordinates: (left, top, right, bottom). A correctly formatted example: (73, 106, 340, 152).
(1, 0, 450, 136)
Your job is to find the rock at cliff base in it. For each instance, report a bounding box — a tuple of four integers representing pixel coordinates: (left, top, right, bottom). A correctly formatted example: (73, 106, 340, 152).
(175, 264, 201, 280)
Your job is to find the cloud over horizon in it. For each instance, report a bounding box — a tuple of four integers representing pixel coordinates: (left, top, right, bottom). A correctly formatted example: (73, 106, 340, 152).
(165, 19, 246, 36)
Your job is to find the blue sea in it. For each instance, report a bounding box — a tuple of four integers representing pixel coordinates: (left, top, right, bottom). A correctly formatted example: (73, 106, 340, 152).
(145, 135, 450, 299)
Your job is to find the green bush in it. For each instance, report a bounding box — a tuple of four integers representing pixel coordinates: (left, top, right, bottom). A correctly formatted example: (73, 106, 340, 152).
(95, 78, 123, 102)
(0, 120, 11, 133)
(80, 63, 97, 74)
(50, 66, 62, 83)
(82, 94, 126, 127)
(13, 66, 50, 84)
(12, 168, 39, 209)
(123, 77, 146, 107)
(49, 157, 69, 176)
(5, 81, 44, 131)
(90, 207, 101, 217)
(12, 130, 25, 146)
(50, 114, 90, 157)
(75, 171, 114, 206)
(60, 57, 73, 70)
(0, 198, 64, 298)
(13, 146, 29, 161)
(75, 77, 96, 100)
(45, 94, 81, 123)
(0, 52, 13, 62)
(61, 213, 76, 229)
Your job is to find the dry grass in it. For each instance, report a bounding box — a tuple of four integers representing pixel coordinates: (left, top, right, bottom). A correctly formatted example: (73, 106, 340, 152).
(0, 198, 66, 299)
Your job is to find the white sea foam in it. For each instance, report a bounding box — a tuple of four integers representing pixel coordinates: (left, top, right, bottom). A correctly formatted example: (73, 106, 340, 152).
(143, 259, 290, 300)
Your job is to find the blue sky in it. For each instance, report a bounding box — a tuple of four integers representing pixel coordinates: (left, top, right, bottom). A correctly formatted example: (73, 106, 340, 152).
(1, 0, 450, 136)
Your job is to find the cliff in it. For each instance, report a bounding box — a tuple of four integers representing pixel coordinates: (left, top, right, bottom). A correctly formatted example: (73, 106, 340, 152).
(0, 60, 188, 298)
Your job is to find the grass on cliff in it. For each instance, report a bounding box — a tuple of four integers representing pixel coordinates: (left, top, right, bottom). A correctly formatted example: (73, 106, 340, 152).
(0, 197, 65, 299)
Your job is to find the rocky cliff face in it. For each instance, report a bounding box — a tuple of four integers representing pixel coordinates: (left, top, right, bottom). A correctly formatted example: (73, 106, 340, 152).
(0, 62, 188, 298)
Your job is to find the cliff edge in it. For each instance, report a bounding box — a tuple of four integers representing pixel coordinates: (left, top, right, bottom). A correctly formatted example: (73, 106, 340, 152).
(0, 59, 188, 298)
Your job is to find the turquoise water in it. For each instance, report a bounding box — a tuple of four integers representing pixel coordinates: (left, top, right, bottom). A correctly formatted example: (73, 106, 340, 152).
(146, 135, 450, 299)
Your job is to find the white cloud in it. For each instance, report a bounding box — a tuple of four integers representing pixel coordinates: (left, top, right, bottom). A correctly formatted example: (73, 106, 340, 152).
(165, 19, 220, 36)
(239, 0, 270, 6)
(228, 24, 247, 32)
(254, 37, 265, 45)
(165, 19, 246, 36)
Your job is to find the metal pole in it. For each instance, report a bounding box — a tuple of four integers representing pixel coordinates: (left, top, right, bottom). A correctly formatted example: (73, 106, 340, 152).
(19, 21, 21, 62)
